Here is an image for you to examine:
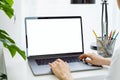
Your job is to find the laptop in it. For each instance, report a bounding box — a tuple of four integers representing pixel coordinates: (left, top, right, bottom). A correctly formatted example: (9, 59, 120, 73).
(25, 16, 102, 76)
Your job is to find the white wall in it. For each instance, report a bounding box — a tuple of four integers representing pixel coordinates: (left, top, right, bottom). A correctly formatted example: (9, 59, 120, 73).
(0, 0, 118, 53)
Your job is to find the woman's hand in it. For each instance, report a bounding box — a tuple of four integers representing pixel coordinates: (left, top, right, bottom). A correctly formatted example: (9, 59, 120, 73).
(80, 53, 111, 66)
(49, 59, 73, 80)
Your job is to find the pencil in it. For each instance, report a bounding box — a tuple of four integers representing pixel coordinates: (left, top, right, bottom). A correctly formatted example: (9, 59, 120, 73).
(93, 30, 98, 38)
(92, 30, 105, 51)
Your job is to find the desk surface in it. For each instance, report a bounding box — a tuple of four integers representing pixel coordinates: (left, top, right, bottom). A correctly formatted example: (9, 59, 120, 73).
(3, 49, 108, 80)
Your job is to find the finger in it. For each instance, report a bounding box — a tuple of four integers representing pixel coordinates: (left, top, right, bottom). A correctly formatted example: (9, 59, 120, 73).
(65, 62, 70, 69)
(52, 61, 57, 67)
(54, 60, 60, 65)
(79, 54, 88, 60)
(85, 59, 93, 64)
(49, 63, 52, 67)
(56, 58, 64, 63)
(65, 61, 69, 66)
(79, 54, 93, 60)
(52, 60, 63, 67)
(65, 61, 68, 64)
(51, 59, 60, 64)
(49, 62, 58, 74)
(49, 63, 55, 69)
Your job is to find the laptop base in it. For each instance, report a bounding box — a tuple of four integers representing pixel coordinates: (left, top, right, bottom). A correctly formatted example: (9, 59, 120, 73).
(28, 58, 102, 76)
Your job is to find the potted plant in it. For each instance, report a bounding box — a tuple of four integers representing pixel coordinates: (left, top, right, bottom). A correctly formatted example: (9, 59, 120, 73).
(0, 0, 26, 79)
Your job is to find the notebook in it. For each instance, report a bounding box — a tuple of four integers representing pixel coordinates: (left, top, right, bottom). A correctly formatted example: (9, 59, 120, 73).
(25, 16, 102, 76)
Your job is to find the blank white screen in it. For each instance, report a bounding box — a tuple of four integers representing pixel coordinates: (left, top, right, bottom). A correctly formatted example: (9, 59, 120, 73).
(26, 18, 83, 56)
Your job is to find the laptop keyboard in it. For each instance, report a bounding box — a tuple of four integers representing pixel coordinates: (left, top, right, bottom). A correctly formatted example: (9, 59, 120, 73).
(35, 56, 80, 65)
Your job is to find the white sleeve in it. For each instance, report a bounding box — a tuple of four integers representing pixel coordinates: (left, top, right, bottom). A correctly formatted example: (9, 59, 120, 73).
(104, 47, 120, 80)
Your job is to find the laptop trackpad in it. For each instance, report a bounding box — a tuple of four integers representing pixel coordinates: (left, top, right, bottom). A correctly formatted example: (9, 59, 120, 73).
(69, 62, 100, 72)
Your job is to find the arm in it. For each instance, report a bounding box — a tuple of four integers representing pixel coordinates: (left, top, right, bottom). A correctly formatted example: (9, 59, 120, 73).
(117, 0, 120, 9)
(102, 58, 111, 65)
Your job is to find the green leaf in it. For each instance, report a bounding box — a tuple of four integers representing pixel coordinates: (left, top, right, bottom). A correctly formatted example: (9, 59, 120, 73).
(3, 43, 16, 57)
(10, 44, 26, 60)
(0, 29, 9, 36)
(0, 4, 1, 9)
(0, 30, 15, 43)
(6, 0, 14, 7)
(3, 42, 26, 60)
(2, 4, 14, 19)
(0, 0, 14, 19)
(0, 29, 26, 60)
(0, 72, 7, 80)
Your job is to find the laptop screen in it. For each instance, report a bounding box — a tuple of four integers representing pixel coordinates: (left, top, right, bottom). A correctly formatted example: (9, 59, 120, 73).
(25, 16, 84, 57)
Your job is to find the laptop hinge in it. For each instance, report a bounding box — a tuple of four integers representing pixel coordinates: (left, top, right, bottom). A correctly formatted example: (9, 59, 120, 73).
(28, 53, 83, 60)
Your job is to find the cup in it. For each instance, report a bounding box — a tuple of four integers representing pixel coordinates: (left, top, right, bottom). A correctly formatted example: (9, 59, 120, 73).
(96, 37, 116, 57)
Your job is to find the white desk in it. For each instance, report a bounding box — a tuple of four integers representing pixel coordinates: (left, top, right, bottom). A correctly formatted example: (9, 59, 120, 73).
(3, 49, 108, 80)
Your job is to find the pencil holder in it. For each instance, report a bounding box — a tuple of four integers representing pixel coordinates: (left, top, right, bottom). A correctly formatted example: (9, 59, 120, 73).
(96, 37, 116, 57)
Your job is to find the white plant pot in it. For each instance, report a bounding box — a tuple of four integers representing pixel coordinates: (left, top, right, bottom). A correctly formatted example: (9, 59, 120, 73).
(0, 48, 7, 80)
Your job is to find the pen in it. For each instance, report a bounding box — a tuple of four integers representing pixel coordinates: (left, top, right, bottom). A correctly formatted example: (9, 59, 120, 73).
(111, 30, 116, 40)
(114, 32, 119, 40)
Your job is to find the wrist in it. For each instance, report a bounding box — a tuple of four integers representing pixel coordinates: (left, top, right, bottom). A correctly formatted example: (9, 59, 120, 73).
(61, 74, 73, 80)
(102, 58, 111, 65)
